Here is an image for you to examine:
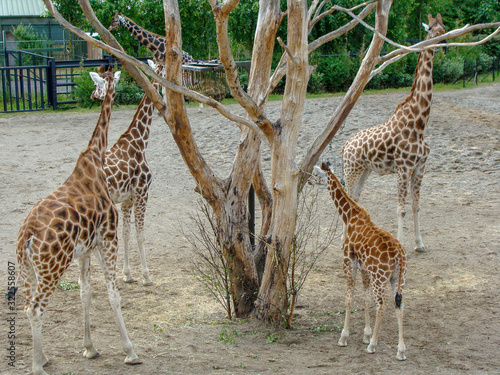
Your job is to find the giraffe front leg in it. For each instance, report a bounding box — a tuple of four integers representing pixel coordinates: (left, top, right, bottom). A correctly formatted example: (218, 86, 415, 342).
(411, 165, 426, 252)
(339, 257, 356, 347)
(79, 256, 99, 359)
(98, 243, 141, 365)
(134, 197, 153, 286)
(121, 202, 135, 283)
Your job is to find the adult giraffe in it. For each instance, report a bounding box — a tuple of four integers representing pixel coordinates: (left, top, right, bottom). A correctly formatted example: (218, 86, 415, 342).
(342, 14, 446, 252)
(17, 66, 141, 375)
(91, 60, 164, 285)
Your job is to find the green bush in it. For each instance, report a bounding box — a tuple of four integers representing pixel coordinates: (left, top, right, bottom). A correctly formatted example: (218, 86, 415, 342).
(434, 50, 464, 83)
(74, 67, 144, 107)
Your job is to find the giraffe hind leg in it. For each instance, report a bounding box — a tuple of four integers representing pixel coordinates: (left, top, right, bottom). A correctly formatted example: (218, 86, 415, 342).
(97, 243, 141, 365)
(134, 197, 153, 285)
(411, 165, 426, 252)
(121, 201, 135, 283)
(79, 255, 100, 359)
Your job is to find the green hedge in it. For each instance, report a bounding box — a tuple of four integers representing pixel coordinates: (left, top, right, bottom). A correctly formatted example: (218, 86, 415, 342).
(74, 67, 144, 107)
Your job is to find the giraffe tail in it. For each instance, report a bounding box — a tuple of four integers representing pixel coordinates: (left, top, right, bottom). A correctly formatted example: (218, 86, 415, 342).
(16, 235, 36, 287)
(394, 254, 407, 309)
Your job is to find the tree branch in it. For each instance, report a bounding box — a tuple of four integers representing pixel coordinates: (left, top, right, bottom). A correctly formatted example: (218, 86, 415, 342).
(210, 0, 274, 139)
(42, 0, 267, 142)
(371, 23, 500, 78)
(309, 2, 377, 53)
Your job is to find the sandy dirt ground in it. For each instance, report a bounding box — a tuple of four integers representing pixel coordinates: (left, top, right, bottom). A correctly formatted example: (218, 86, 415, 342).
(0, 83, 499, 375)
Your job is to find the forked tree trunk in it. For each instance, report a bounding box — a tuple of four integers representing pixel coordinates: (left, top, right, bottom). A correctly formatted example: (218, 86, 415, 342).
(255, 0, 310, 323)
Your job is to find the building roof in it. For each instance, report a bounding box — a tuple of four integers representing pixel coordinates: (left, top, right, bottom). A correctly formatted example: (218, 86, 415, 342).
(0, 0, 47, 17)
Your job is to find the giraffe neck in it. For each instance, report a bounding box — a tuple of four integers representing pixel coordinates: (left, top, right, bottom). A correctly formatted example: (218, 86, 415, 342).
(405, 48, 435, 129)
(118, 80, 160, 149)
(325, 170, 362, 224)
(119, 15, 166, 61)
(88, 79, 115, 155)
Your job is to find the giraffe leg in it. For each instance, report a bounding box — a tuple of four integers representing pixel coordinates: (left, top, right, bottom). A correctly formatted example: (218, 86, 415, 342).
(396, 169, 410, 245)
(78, 255, 100, 359)
(411, 164, 426, 252)
(390, 264, 406, 360)
(134, 195, 153, 285)
(338, 256, 356, 347)
(26, 280, 58, 375)
(97, 243, 141, 365)
(361, 270, 372, 344)
(121, 201, 135, 283)
(395, 300, 406, 360)
(366, 283, 386, 354)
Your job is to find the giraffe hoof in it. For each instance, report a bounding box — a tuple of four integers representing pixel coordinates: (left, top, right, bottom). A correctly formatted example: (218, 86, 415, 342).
(123, 276, 136, 283)
(415, 246, 426, 253)
(366, 344, 376, 354)
(143, 280, 154, 286)
(397, 352, 407, 361)
(83, 348, 100, 359)
(124, 356, 142, 365)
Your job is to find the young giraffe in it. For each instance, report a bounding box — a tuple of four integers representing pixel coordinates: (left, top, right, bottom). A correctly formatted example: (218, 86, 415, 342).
(310, 162, 407, 361)
(17, 66, 141, 375)
(91, 60, 164, 285)
(342, 14, 446, 252)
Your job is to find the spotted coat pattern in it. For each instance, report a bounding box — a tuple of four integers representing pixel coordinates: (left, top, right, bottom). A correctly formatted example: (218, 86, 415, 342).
(16, 66, 140, 375)
(342, 14, 446, 253)
(311, 162, 407, 361)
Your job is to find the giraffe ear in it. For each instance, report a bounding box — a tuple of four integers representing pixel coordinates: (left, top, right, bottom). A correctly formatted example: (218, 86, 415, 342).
(114, 71, 121, 83)
(147, 59, 157, 70)
(89, 72, 103, 86)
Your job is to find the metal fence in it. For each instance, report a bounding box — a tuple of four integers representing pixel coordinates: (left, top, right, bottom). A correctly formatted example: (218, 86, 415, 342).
(0, 50, 118, 113)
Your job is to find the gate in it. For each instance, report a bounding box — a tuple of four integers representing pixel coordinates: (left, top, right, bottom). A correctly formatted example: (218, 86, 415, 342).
(1, 50, 117, 113)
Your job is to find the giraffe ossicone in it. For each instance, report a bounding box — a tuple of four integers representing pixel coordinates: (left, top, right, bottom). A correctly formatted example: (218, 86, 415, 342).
(342, 14, 446, 253)
(17, 65, 141, 375)
(310, 162, 408, 361)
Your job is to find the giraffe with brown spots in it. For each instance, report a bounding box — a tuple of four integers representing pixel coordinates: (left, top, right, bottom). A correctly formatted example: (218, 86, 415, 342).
(16, 66, 141, 375)
(310, 162, 408, 361)
(342, 14, 446, 252)
(93, 60, 164, 285)
(108, 11, 195, 65)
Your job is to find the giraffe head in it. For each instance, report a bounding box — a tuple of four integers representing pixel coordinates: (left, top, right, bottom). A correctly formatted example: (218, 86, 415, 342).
(108, 11, 123, 32)
(90, 65, 121, 101)
(308, 162, 333, 189)
(147, 59, 166, 78)
(422, 14, 446, 40)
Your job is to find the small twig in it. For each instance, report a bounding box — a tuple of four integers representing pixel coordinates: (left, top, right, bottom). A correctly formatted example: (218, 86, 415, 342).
(277, 37, 299, 65)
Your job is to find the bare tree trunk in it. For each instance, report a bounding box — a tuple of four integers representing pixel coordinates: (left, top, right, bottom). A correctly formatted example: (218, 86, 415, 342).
(255, 0, 311, 324)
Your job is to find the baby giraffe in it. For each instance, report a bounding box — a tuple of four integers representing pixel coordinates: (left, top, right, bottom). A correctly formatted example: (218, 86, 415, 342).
(310, 162, 407, 360)
(17, 66, 141, 375)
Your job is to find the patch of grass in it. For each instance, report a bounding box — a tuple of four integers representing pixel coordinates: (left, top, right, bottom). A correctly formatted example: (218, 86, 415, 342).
(58, 279, 79, 291)
(217, 328, 241, 344)
(153, 324, 164, 333)
(266, 329, 279, 343)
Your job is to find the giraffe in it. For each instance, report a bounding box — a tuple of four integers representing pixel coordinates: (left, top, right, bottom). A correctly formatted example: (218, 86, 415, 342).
(16, 66, 141, 375)
(108, 11, 195, 65)
(310, 162, 407, 361)
(342, 14, 446, 253)
(108, 11, 226, 112)
(91, 60, 164, 285)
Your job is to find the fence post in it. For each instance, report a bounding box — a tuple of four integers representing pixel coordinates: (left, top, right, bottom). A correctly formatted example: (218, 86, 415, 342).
(47, 58, 58, 110)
